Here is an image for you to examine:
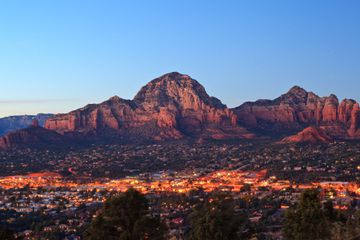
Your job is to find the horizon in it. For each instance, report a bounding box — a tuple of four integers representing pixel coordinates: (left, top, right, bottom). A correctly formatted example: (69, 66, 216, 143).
(0, 73, 356, 118)
(1, 1, 360, 117)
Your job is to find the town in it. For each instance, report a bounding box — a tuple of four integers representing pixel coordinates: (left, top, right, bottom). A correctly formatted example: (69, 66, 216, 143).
(0, 140, 359, 182)
(1, 140, 360, 239)
(1, 164, 360, 239)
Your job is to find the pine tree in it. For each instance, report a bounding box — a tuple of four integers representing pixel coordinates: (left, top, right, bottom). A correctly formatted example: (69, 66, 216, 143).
(187, 192, 245, 240)
(85, 188, 167, 240)
(283, 189, 330, 240)
(0, 227, 16, 240)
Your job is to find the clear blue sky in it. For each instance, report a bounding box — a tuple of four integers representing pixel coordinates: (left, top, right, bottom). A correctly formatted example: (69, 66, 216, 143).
(0, 1, 359, 117)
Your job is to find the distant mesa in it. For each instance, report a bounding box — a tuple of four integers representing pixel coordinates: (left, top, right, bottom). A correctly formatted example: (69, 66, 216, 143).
(0, 114, 53, 136)
(281, 126, 333, 144)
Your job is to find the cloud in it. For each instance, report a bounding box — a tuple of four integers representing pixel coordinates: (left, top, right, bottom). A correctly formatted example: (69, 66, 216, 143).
(0, 99, 76, 104)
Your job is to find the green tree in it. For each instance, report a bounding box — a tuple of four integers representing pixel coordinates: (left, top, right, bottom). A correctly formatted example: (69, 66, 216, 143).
(85, 188, 167, 240)
(187, 192, 245, 240)
(85, 215, 117, 240)
(133, 216, 168, 240)
(283, 189, 330, 240)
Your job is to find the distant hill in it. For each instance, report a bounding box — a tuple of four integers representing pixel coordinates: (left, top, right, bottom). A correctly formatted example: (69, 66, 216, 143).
(281, 126, 333, 143)
(0, 114, 53, 136)
(0, 120, 66, 150)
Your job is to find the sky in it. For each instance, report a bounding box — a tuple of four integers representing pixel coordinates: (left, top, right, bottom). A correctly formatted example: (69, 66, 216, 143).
(0, 1, 359, 117)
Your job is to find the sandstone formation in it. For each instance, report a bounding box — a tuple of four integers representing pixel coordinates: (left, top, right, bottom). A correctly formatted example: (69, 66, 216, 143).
(45, 72, 255, 140)
(233, 86, 360, 139)
(0, 124, 66, 150)
(281, 126, 332, 143)
(3, 76, 359, 148)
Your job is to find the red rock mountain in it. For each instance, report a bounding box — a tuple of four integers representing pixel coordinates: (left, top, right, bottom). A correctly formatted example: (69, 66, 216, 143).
(45, 72, 255, 140)
(2, 77, 359, 149)
(0, 121, 65, 150)
(233, 86, 360, 139)
(281, 126, 332, 143)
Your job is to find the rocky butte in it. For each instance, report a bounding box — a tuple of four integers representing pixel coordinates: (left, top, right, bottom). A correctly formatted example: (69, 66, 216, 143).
(0, 119, 65, 150)
(45, 72, 255, 141)
(233, 86, 360, 140)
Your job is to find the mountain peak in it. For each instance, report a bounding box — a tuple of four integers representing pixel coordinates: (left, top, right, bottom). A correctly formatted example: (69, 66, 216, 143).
(329, 94, 338, 100)
(341, 98, 356, 104)
(108, 95, 121, 102)
(287, 85, 308, 96)
(159, 72, 190, 79)
(45, 73, 249, 141)
(144, 72, 192, 86)
(276, 85, 309, 104)
(133, 72, 218, 107)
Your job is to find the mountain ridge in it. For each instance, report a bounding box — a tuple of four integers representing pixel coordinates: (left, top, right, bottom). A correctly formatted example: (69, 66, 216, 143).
(44, 72, 254, 141)
(1, 73, 359, 149)
(233, 86, 360, 139)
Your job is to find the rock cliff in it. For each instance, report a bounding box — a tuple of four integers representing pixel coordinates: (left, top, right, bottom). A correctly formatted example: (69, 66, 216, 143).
(233, 86, 360, 139)
(0, 121, 66, 150)
(45, 72, 254, 140)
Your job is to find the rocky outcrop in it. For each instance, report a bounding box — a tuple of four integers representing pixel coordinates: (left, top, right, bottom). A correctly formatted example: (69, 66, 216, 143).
(349, 103, 360, 137)
(338, 99, 360, 137)
(0, 114, 53, 136)
(45, 72, 254, 140)
(0, 124, 66, 150)
(233, 86, 360, 139)
(281, 126, 332, 143)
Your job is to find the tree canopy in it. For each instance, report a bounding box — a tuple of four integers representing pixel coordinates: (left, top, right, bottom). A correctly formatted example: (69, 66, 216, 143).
(187, 192, 246, 240)
(85, 188, 167, 240)
(0, 227, 16, 240)
(283, 189, 330, 240)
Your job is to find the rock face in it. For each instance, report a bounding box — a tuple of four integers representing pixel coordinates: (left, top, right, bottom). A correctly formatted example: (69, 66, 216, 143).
(0, 125, 66, 150)
(281, 126, 332, 143)
(233, 86, 360, 139)
(0, 114, 53, 136)
(45, 72, 254, 140)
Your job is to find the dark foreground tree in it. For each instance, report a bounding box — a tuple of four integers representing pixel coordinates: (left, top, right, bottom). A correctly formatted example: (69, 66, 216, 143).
(187, 192, 246, 240)
(85, 188, 167, 240)
(0, 227, 16, 240)
(283, 189, 330, 240)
